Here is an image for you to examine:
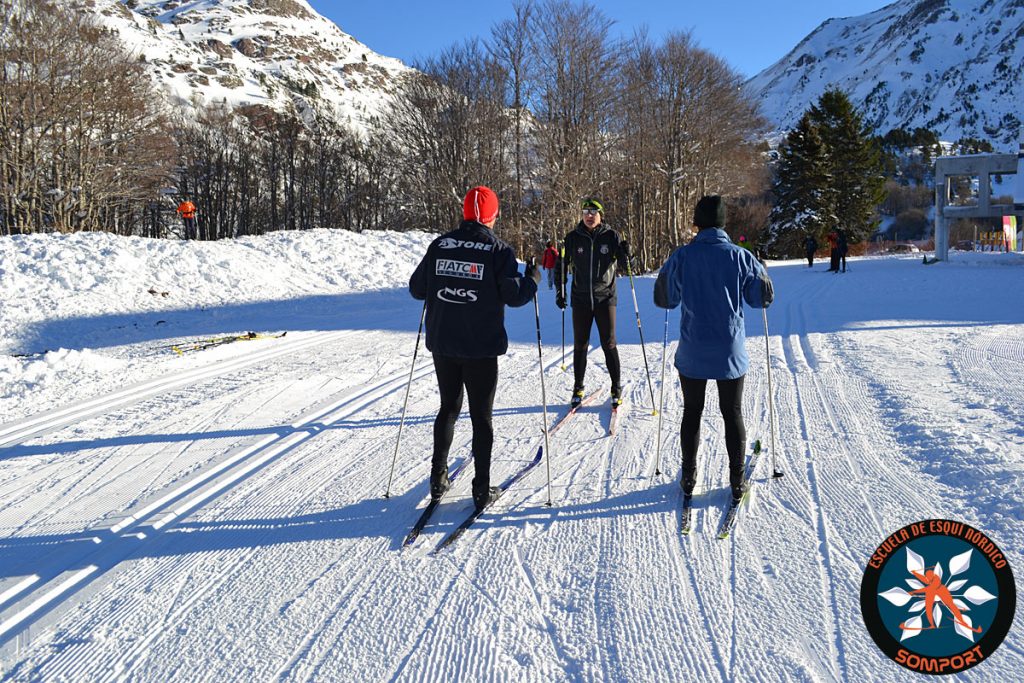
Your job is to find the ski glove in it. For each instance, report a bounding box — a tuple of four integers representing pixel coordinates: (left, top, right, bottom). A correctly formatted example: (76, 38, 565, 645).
(524, 261, 541, 284)
(555, 292, 567, 309)
(760, 275, 775, 308)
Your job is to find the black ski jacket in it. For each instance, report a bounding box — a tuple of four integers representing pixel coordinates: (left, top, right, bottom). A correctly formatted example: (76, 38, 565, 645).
(409, 221, 536, 358)
(555, 223, 628, 308)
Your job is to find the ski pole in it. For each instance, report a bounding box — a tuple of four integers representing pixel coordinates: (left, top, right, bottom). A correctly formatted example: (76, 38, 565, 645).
(560, 308, 566, 372)
(624, 249, 657, 414)
(653, 308, 669, 476)
(559, 245, 567, 371)
(763, 306, 783, 479)
(384, 302, 426, 498)
(530, 260, 554, 506)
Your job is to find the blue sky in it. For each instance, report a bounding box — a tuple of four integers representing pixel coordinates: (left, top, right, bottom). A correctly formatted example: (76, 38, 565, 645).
(311, 1, 893, 78)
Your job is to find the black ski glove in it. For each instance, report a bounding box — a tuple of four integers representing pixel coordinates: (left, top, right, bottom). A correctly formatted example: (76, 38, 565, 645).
(760, 275, 775, 308)
(620, 239, 630, 256)
(524, 261, 541, 284)
(556, 292, 566, 309)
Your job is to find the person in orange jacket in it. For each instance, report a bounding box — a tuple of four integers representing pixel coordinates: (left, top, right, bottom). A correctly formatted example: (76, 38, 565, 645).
(176, 197, 197, 239)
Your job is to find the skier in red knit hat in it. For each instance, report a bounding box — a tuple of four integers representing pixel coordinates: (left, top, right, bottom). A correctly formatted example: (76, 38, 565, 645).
(410, 186, 540, 511)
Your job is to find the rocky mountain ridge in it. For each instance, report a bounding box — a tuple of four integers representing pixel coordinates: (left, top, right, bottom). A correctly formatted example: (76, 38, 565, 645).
(747, 0, 1024, 147)
(83, 0, 410, 133)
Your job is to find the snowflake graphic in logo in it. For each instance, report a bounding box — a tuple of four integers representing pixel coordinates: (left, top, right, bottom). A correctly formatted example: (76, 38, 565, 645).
(878, 547, 997, 643)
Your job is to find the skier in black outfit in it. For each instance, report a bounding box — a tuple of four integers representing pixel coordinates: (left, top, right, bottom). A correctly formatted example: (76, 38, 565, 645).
(805, 234, 818, 267)
(409, 186, 540, 511)
(836, 229, 848, 273)
(554, 198, 630, 408)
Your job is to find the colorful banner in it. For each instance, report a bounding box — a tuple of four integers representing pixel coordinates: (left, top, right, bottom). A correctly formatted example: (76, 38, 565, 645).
(1004, 216, 1018, 252)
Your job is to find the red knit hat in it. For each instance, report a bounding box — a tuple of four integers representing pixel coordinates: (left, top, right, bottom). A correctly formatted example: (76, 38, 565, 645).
(463, 186, 499, 224)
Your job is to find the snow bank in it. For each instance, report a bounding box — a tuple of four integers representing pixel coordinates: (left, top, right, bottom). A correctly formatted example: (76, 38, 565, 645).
(0, 229, 434, 355)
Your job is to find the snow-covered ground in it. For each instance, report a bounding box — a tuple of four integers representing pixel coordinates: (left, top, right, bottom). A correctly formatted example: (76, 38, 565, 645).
(1, 230, 1022, 681)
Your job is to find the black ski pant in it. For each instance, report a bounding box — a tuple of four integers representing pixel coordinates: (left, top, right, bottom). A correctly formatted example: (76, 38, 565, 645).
(679, 374, 746, 494)
(572, 300, 621, 393)
(806, 251, 815, 267)
(432, 354, 498, 495)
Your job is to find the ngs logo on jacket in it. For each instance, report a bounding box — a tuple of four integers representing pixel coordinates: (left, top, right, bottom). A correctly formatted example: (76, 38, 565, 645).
(436, 287, 478, 304)
(436, 259, 485, 280)
(437, 238, 493, 251)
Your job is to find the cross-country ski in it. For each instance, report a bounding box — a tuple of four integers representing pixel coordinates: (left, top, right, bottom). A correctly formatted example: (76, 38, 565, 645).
(430, 447, 545, 555)
(402, 455, 471, 548)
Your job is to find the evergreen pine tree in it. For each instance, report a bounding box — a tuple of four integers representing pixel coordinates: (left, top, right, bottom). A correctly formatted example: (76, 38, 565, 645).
(807, 88, 886, 244)
(768, 114, 836, 257)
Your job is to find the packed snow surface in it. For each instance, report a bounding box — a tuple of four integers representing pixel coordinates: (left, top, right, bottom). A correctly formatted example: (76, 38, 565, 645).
(1, 230, 1023, 681)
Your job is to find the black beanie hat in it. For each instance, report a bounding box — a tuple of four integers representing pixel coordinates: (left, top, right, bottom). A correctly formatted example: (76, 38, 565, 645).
(693, 195, 726, 228)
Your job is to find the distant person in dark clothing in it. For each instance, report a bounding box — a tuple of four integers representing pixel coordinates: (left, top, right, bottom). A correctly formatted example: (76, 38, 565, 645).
(805, 235, 818, 267)
(836, 229, 848, 273)
(827, 231, 839, 271)
(409, 186, 540, 512)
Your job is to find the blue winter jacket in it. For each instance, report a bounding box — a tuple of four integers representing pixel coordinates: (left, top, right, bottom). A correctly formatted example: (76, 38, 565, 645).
(409, 221, 537, 358)
(653, 228, 773, 380)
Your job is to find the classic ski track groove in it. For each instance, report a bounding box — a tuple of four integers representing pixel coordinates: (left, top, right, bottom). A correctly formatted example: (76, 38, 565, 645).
(0, 330, 353, 449)
(0, 356, 439, 645)
(785, 326, 849, 682)
(4, 387, 248, 537)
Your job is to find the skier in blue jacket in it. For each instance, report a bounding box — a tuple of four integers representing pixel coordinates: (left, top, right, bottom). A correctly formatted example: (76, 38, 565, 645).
(410, 186, 540, 511)
(653, 195, 774, 504)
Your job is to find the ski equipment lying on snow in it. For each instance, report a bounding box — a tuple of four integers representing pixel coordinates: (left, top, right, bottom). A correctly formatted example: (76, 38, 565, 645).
(548, 389, 603, 436)
(718, 440, 762, 540)
(170, 331, 286, 354)
(402, 456, 471, 548)
(430, 446, 543, 554)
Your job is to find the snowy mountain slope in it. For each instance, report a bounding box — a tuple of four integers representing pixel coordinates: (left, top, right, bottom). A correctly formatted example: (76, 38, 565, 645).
(1, 231, 1024, 680)
(81, 0, 411, 132)
(747, 0, 1024, 146)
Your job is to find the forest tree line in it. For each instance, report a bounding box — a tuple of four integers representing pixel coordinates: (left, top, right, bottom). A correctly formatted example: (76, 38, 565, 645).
(2, 0, 992, 267)
(1, 0, 769, 268)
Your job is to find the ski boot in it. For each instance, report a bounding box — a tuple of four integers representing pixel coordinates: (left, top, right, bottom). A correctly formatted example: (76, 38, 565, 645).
(610, 385, 623, 408)
(429, 467, 451, 501)
(730, 482, 748, 506)
(570, 387, 585, 409)
(680, 472, 695, 504)
(473, 486, 501, 512)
